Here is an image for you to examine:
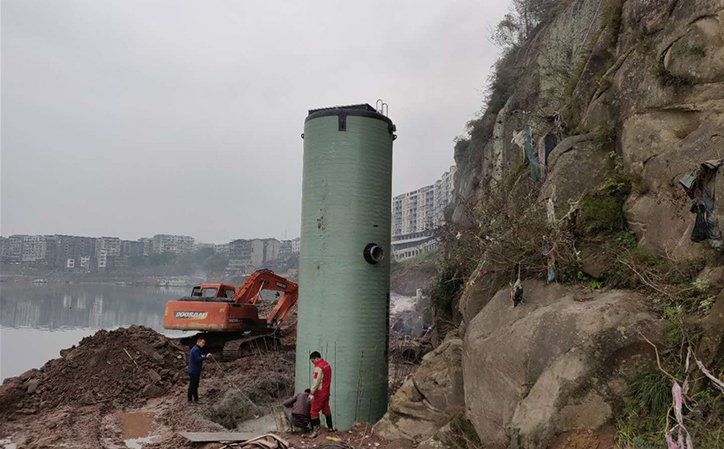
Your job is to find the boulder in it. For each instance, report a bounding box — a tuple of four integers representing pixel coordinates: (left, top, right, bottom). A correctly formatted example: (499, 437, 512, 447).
(540, 139, 610, 219)
(18, 369, 38, 382)
(142, 384, 165, 399)
(26, 379, 40, 395)
(375, 333, 465, 442)
(624, 114, 724, 258)
(463, 281, 663, 449)
(458, 263, 508, 324)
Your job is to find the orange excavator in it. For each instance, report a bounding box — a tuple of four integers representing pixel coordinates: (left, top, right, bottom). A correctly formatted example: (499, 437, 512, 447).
(163, 269, 298, 360)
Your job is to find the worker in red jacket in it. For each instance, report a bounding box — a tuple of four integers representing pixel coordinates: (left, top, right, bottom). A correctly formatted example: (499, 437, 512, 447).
(308, 351, 334, 438)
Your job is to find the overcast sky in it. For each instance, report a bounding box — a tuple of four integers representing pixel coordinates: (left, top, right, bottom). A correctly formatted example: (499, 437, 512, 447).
(1, 0, 508, 243)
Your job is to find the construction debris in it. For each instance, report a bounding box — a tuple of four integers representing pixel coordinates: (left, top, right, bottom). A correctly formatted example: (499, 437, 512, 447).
(178, 431, 258, 442)
(219, 433, 290, 448)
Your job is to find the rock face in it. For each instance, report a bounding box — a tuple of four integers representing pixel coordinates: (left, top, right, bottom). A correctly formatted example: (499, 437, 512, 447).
(397, 0, 724, 447)
(463, 281, 663, 448)
(375, 333, 465, 443)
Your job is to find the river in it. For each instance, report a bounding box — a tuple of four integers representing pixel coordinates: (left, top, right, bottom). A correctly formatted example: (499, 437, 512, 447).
(0, 281, 189, 381)
(0, 281, 424, 382)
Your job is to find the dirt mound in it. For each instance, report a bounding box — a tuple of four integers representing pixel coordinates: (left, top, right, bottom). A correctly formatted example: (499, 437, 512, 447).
(1, 326, 187, 415)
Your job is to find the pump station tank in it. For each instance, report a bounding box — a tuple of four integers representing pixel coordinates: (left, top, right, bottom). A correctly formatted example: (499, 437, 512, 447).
(295, 104, 396, 430)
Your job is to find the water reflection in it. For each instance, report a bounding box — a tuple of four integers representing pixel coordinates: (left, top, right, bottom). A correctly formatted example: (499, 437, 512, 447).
(0, 282, 188, 380)
(0, 283, 186, 332)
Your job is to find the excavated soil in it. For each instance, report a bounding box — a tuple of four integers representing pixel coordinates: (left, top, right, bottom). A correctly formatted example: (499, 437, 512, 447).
(0, 308, 415, 449)
(0, 325, 296, 449)
(0, 326, 190, 417)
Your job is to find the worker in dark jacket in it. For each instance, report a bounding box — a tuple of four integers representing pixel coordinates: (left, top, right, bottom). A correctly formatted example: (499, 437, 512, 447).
(187, 337, 209, 404)
(282, 388, 311, 432)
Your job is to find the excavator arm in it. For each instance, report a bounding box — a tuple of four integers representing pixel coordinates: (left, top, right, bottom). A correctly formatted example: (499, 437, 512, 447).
(230, 269, 298, 326)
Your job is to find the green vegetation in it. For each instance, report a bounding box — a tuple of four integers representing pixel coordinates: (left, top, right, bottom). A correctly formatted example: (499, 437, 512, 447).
(655, 59, 693, 88)
(431, 262, 468, 314)
(689, 46, 706, 57)
(601, 0, 625, 48)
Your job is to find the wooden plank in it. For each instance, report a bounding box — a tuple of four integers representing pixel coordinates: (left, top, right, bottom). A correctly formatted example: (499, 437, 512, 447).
(178, 431, 257, 443)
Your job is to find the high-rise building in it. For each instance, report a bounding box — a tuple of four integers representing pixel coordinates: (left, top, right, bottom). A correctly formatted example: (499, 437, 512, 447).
(280, 238, 300, 255)
(391, 166, 456, 261)
(433, 166, 457, 228)
(3, 235, 25, 263)
(263, 239, 281, 264)
(96, 237, 121, 270)
(22, 235, 47, 262)
(228, 239, 265, 271)
(151, 234, 194, 255)
(55, 235, 96, 271)
(392, 185, 435, 236)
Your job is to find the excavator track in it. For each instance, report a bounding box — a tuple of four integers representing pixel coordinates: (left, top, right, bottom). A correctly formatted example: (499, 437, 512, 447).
(221, 331, 280, 361)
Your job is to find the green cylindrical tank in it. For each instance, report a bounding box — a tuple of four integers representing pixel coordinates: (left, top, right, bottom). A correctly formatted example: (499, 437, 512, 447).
(295, 104, 396, 430)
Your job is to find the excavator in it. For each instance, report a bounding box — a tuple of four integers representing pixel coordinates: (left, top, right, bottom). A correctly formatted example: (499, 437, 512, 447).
(163, 269, 298, 360)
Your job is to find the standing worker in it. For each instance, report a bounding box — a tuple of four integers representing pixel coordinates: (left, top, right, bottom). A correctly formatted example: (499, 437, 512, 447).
(308, 351, 334, 438)
(187, 337, 209, 405)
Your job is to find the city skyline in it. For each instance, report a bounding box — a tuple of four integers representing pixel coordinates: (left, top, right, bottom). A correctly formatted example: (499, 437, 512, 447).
(1, 1, 507, 243)
(2, 164, 457, 244)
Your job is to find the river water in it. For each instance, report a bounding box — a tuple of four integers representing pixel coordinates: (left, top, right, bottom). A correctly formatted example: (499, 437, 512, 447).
(0, 282, 189, 381)
(0, 282, 423, 382)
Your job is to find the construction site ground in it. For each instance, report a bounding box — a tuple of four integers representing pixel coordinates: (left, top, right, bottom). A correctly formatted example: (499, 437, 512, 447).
(0, 321, 418, 449)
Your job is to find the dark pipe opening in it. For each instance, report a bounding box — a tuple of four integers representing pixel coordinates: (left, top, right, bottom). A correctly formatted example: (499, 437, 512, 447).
(364, 243, 384, 264)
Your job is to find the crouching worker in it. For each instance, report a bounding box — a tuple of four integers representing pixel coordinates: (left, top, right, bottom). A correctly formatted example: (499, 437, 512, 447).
(282, 388, 311, 432)
(308, 351, 335, 438)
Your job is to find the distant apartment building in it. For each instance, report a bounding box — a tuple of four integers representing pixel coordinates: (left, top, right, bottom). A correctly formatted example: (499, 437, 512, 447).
(22, 235, 47, 262)
(151, 234, 194, 255)
(433, 166, 457, 227)
(228, 239, 264, 271)
(96, 237, 121, 270)
(280, 238, 300, 255)
(194, 242, 216, 252)
(227, 238, 282, 271)
(280, 240, 293, 255)
(2, 235, 25, 263)
(392, 185, 434, 236)
(119, 240, 144, 266)
(391, 166, 456, 261)
(215, 243, 230, 257)
(139, 237, 153, 256)
(56, 235, 96, 271)
(263, 239, 280, 262)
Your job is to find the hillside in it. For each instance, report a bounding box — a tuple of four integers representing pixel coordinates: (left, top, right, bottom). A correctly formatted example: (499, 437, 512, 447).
(377, 0, 724, 448)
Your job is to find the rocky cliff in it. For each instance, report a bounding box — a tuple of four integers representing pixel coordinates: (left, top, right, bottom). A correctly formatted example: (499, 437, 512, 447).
(379, 0, 724, 447)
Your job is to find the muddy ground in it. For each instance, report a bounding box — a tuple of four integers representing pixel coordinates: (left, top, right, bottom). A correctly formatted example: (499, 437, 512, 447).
(0, 319, 417, 449)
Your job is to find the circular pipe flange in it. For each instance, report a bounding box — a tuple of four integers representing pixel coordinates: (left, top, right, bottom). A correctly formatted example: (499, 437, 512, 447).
(363, 243, 384, 264)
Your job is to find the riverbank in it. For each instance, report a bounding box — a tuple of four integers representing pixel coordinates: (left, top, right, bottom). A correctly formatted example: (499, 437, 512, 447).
(0, 325, 417, 449)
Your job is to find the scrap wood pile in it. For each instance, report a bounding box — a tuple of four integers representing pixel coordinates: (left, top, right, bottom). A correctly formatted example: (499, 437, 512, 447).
(0, 326, 188, 415)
